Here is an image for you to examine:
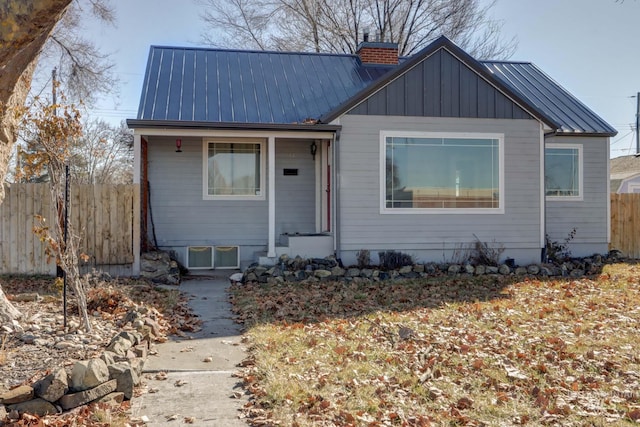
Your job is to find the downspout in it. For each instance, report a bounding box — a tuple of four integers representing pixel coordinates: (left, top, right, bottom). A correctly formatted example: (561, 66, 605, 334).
(541, 127, 553, 262)
(333, 129, 341, 262)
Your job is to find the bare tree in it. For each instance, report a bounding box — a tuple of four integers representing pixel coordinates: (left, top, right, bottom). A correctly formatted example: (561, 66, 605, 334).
(197, 0, 516, 58)
(0, 0, 74, 324)
(69, 119, 133, 184)
(34, 0, 117, 105)
(0, 0, 115, 324)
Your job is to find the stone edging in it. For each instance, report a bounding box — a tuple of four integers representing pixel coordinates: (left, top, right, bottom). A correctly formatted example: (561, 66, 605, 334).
(0, 308, 157, 422)
(243, 253, 618, 285)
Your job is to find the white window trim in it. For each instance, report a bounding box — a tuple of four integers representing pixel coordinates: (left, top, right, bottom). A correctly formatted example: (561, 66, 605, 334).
(379, 131, 505, 215)
(627, 182, 640, 193)
(545, 143, 583, 202)
(202, 138, 266, 201)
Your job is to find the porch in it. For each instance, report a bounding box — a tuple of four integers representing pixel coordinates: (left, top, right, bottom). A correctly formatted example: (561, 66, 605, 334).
(131, 126, 338, 269)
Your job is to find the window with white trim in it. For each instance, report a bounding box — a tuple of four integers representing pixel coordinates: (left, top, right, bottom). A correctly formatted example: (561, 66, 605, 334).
(545, 144, 582, 199)
(204, 140, 264, 199)
(382, 132, 503, 213)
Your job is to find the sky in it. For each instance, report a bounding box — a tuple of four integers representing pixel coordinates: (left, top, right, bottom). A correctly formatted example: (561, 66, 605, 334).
(83, 0, 640, 158)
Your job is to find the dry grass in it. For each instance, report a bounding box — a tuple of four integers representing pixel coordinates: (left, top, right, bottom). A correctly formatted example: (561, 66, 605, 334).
(232, 263, 640, 426)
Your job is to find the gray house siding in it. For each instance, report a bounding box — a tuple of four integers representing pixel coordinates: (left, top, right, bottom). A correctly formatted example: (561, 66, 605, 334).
(545, 135, 609, 256)
(275, 139, 316, 239)
(337, 115, 543, 265)
(616, 175, 640, 193)
(348, 49, 532, 121)
(146, 136, 268, 266)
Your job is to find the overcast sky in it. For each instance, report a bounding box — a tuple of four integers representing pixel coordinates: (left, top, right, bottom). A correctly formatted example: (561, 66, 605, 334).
(84, 0, 640, 158)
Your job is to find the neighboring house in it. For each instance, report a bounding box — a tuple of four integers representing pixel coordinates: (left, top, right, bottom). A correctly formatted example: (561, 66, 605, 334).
(610, 155, 640, 193)
(127, 36, 616, 270)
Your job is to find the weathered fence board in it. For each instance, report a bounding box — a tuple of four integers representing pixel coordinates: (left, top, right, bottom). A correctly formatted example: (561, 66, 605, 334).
(610, 193, 640, 259)
(0, 183, 137, 275)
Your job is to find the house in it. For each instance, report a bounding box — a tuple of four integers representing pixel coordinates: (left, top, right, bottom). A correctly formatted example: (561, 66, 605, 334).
(127, 36, 616, 270)
(610, 155, 640, 193)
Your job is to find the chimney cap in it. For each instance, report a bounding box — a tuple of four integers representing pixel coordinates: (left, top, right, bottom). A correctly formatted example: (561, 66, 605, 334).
(356, 41, 399, 51)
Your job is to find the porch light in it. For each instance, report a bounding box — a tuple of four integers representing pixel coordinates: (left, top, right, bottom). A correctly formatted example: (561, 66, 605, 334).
(310, 140, 318, 160)
(175, 138, 182, 152)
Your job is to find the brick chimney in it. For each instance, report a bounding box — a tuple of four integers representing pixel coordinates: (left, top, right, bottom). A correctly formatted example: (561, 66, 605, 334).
(356, 35, 399, 65)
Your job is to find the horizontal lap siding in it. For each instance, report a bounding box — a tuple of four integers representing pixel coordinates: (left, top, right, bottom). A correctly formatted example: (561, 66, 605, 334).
(147, 136, 268, 247)
(338, 116, 542, 256)
(545, 135, 609, 248)
(275, 139, 316, 237)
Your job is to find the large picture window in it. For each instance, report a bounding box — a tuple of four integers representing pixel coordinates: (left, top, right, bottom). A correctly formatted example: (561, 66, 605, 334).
(382, 132, 503, 213)
(545, 144, 582, 199)
(204, 140, 264, 199)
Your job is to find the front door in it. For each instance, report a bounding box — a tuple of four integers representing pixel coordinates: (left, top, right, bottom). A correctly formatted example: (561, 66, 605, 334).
(275, 139, 316, 239)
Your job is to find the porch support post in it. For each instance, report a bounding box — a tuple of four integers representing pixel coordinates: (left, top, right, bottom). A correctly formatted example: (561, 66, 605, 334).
(268, 136, 276, 257)
(132, 134, 141, 276)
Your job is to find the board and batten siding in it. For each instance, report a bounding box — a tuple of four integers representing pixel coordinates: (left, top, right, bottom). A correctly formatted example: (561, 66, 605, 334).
(146, 136, 268, 264)
(348, 48, 532, 121)
(337, 115, 543, 265)
(544, 135, 609, 256)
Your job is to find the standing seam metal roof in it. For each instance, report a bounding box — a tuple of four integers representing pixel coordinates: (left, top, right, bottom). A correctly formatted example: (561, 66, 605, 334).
(482, 61, 617, 135)
(136, 42, 616, 136)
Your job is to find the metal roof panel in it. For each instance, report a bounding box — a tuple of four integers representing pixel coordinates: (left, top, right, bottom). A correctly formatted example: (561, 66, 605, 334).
(136, 42, 616, 136)
(483, 61, 617, 135)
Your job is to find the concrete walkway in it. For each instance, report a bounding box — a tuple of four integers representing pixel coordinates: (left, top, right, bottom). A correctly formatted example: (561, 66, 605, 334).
(131, 273, 249, 426)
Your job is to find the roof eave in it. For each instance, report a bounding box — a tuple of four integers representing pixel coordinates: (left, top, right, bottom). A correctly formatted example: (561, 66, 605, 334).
(551, 130, 618, 138)
(126, 119, 341, 132)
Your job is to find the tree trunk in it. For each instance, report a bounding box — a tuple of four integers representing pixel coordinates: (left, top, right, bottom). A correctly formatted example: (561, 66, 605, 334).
(0, 0, 73, 323)
(0, 286, 21, 325)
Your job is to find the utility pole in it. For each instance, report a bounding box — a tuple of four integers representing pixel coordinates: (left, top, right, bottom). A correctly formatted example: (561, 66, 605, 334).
(636, 92, 640, 156)
(52, 68, 57, 115)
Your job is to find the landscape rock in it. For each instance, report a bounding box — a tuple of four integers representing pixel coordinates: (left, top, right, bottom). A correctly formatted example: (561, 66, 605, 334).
(498, 264, 511, 275)
(0, 385, 34, 404)
(314, 269, 332, 278)
(96, 392, 124, 407)
(474, 265, 486, 276)
(346, 268, 361, 277)
(7, 398, 58, 417)
(331, 266, 345, 277)
(527, 264, 540, 275)
(34, 368, 68, 402)
(58, 379, 117, 410)
(117, 331, 141, 346)
(106, 335, 133, 356)
(447, 264, 461, 275)
(140, 251, 180, 285)
(70, 359, 109, 392)
(108, 363, 139, 400)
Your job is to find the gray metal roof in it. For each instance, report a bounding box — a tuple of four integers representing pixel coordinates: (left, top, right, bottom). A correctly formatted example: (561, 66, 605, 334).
(135, 40, 616, 137)
(483, 61, 617, 136)
(137, 46, 392, 124)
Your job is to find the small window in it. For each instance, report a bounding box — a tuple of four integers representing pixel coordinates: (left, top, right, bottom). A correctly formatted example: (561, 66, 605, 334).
(545, 144, 582, 200)
(214, 246, 240, 269)
(381, 131, 504, 214)
(204, 140, 264, 200)
(187, 246, 213, 269)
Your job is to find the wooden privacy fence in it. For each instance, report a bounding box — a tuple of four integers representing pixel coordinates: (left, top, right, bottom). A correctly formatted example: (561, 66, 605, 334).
(0, 183, 137, 275)
(610, 193, 640, 259)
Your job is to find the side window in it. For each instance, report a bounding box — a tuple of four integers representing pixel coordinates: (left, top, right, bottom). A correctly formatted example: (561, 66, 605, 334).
(545, 144, 582, 200)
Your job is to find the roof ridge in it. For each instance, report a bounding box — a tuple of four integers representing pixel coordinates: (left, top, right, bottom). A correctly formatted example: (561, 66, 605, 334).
(149, 44, 356, 58)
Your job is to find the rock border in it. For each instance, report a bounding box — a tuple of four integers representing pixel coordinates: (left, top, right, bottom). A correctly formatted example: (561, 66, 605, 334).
(243, 252, 622, 285)
(0, 306, 155, 422)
